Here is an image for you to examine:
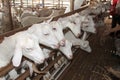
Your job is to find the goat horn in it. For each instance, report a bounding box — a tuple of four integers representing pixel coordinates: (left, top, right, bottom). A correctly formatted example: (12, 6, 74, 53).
(32, 63, 47, 74)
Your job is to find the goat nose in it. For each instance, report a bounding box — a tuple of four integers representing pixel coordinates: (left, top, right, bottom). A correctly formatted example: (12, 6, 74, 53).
(69, 55, 73, 59)
(83, 42, 88, 47)
(77, 33, 81, 38)
(57, 43, 60, 48)
(53, 44, 60, 49)
(60, 39, 66, 47)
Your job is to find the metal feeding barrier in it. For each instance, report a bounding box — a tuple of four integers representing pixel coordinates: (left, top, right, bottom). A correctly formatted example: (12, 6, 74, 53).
(0, 3, 89, 80)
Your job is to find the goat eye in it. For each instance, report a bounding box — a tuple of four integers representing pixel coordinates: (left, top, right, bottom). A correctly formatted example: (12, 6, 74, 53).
(44, 33, 49, 36)
(70, 21, 76, 24)
(26, 48, 33, 51)
(85, 26, 88, 28)
(73, 21, 76, 24)
(52, 28, 56, 30)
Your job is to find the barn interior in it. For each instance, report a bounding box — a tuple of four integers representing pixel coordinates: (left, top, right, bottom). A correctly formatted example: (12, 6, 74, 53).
(0, 0, 120, 80)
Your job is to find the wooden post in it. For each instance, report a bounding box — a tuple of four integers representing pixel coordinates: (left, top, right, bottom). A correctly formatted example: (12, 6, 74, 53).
(53, 0, 54, 8)
(42, 0, 44, 8)
(12, 0, 15, 7)
(20, 0, 23, 8)
(27, 0, 28, 7)
(1, 0, 4, 7)
(70, 0, 74, 11)
(3, 0, 13, 32)
(32, 0, 33, 7)
(61, 0, 63, 8)
(58, 0, 60, 8)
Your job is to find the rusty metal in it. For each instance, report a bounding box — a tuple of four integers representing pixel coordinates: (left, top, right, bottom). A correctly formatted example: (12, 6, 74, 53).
(32, 55, 62, 80)
(0, 62, 14, 77)
(16, 70, 30, 80)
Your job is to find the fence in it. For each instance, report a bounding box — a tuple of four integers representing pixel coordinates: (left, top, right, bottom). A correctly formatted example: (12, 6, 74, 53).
(0, 3, 89, 80)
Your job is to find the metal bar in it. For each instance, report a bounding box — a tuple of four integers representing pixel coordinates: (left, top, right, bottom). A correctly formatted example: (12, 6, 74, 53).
(0, 62, 14, 77)
(16, 70, 30, 80)
(33, 55, 62, 80)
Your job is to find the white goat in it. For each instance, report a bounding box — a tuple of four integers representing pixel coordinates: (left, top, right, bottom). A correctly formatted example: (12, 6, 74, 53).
(41, 20, 73, 59)
(59, 40, 73, 59)
(66, 14, 95, 52)
(59, 13, 96, 39)
(12, 31, 45, 66)
(65, 31, 91, 52)
(80, 14, 96, 33)
(21, 16, 43, 27)
(68, 13, 96, 34)
(27, 21, 60, 49)
(21, 9, 38, 19)
(58, 14, 81, 38)
(42, 39, 73, 60)
(0, 31, 45, 79)
(50, 21, 66, 46)
(0, 31, 45, 68)
(50, 21, 73, 59)
(67, 13, 96, 40)
(21, 10, 56, 27)
(60, 12, 95, 35)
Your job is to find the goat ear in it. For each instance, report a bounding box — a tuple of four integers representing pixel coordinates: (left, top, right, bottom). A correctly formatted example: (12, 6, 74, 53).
(81, 32, 87, 40)
(47, 17, 53, 23)
(12, 43, 22, 67)
(43, 17, 53, 23)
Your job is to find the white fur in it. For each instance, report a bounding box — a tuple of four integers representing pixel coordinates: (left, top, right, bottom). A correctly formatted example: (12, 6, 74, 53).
(42, 40, 73, 60)
(80, 15, 96, 33)
(43, 48, 51, 59)
(41, 20, 73, 59)
(58, 15, 81, 37)
(27, 21, 59, 49)
(12, 31, 45, 66)
(0, 31, 45, 69)
(0, 36, 16, 68)
(59, 40, 73, 59)
(68, 13, 82, 36)
(50, 21, 66, 46)
(21, 9, 38, 19)
(65, 31, 92, 52)
(68, 13, 96, 34)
